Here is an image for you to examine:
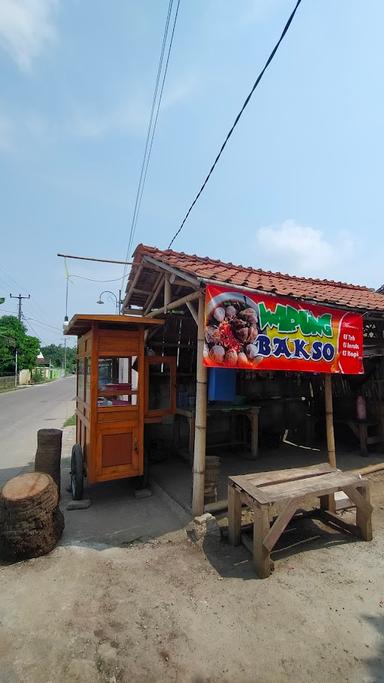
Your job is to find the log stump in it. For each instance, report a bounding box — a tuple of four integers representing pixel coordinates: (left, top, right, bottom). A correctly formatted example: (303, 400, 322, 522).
(34, 428, 62, 496)
(0, 472, 64, 562)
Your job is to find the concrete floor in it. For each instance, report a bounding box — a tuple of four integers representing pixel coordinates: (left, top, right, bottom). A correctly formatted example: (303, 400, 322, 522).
(60, 426, 189, 548)
(150, 441, 384, 512)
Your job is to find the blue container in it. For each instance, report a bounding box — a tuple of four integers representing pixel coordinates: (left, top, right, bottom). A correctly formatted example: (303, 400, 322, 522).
(208, 368, 236, 402)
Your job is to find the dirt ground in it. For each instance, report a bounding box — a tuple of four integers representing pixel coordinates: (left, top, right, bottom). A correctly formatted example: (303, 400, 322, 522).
(1, 479, 384, 683)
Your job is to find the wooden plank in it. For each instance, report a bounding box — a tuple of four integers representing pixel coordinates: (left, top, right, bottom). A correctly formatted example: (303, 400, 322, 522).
(228, 484, 242, 546)
(244, 463, 336, 488)
(253, 506, 272, 578)
(229, 477, 270, 505)
(262, 499, 299, 552)
(257, 471, 362, 505)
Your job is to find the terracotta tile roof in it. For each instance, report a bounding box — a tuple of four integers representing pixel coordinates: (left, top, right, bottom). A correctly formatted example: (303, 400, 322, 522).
(130, 244, 384, 312)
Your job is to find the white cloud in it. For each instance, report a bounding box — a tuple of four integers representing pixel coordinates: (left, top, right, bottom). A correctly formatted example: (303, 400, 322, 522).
(241, 0, 282, 26)
(256, 219, 356, 280)
(72, 76, 196, 140)
(0, 0, 58, 71)
(162, 75, 197, 110)
(71, 98, 146, 140)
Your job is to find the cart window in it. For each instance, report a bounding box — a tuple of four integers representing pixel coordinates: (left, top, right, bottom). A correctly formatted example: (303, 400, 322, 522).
(98, 356, 138, 407)
(77, 358, 84, 401)
(84, 357, 91, 403)
(147, 362, 172, 411)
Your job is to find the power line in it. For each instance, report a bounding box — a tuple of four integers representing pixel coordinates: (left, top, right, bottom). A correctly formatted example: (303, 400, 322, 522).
(0, 264, 48, 320)
(70, 274, 125, 284)
(126, 0, 181, 261)
(26, 317, 63, 333)
(167, 0, 303, 249)
(21, 314, 43, 342)
(122, 0, 181, 286)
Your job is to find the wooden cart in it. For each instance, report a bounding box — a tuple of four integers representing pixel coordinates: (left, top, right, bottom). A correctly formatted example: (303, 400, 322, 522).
(65, 314, 176, 499)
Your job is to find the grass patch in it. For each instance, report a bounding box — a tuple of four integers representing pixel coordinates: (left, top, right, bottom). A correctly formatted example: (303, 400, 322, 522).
(63, 414, 76, 428)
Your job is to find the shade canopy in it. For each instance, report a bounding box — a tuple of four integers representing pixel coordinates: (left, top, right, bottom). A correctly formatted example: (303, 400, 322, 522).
(64, 313, 163, 337)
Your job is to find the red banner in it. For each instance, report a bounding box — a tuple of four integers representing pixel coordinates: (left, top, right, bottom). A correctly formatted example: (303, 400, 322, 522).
(203, 285, 363, 374)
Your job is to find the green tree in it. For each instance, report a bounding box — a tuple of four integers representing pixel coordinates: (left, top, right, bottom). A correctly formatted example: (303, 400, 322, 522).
(0, 316, 40, 374)
(40, 343, 76, 373)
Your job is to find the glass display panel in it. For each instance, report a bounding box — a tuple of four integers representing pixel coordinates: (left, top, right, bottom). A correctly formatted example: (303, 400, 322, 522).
(84, 357, 91, 403)
(77, 358, 84, 400)
(98, 356, 138, 407)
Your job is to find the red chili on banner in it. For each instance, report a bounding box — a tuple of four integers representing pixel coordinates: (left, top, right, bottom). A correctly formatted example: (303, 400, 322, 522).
(203, 285, 364, 374)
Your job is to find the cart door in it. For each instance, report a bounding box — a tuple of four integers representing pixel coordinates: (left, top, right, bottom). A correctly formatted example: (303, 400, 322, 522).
(95, 353, 143, 482)
(144, 356, 176, 422)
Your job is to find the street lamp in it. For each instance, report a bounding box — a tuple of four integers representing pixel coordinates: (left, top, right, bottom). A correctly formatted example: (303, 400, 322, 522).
(96, 290, 122, 314)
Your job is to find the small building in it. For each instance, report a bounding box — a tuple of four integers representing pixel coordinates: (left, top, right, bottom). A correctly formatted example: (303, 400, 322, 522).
(122, 244, 384, 515)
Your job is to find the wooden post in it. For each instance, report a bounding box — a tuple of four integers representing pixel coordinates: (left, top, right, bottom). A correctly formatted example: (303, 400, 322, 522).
(324, 373, 336, 512)
(355, 485, 373, 541)
(192, 293, 207, 516)
(325, 374, 336, 467)
(228, 484, 242, 546)
(164, 274, 171, 313)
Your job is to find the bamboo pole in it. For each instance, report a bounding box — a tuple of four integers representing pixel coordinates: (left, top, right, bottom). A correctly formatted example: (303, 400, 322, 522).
(147, 290, 200, 318)
(192, 293, 207, 516)
(164, 274, 171, 313)
(324, 374, 336, 467)
(144, 273, 164, 314)
(352, 462, 384, 476)
(186, 301, 198, 325)
(324, 373, 336, 512)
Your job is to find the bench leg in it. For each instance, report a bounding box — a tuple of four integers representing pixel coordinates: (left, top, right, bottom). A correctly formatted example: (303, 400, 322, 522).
(356, 485, 373, 541)
(253, 506, 272, 578)
(228, 485, 242, 546)
(320, 494, 336, 514)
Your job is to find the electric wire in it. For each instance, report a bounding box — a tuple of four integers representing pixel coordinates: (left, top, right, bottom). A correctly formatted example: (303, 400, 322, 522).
(121, 0, 175, 289)
(167, 0, 303, 249)
(70, 274, 125, 284)
(26, 317, 63, 332)
(0, 264, 51, 322)
(126, 0, 181, 263)
(21, 314, 44, 344)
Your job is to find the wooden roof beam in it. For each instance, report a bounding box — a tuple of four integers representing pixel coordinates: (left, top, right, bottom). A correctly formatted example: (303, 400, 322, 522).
(147, 290, 200, 318)
(143, 273, 165, 314)
(142, 255, 200, 288)
(186, 301, 198, 325)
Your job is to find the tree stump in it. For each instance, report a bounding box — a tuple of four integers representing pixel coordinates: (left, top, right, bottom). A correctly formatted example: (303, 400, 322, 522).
(34, 428, 62, 497)
(0, 472, 64, 562)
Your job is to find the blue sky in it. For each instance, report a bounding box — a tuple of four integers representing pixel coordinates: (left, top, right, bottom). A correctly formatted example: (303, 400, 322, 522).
(0, 0, 383, 345)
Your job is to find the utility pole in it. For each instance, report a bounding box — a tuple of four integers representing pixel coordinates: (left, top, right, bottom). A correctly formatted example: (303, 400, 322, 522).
(10, 293, 30, 322)
(10, 293, 30, 387)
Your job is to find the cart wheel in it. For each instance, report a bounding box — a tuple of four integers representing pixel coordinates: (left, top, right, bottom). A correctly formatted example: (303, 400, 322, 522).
(70, 444, 84, 500)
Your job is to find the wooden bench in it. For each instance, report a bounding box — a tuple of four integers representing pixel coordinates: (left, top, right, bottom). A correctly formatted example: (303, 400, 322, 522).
(228, 463, 373, 578)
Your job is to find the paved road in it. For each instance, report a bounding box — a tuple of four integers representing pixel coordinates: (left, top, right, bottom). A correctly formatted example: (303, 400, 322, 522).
(0, 376, 76, 486)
